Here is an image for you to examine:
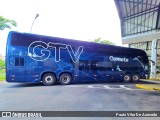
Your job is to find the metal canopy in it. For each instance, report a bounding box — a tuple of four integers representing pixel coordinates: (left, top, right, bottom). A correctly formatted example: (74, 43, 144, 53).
(114, 0, 160, 37)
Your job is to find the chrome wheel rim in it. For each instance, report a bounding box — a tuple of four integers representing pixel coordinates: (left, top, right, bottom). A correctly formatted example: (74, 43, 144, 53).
(124, 75, 130, 81)
(133, 75, 138, 81)
(62, 76, 70, 84)
(45, 76, 54, 84)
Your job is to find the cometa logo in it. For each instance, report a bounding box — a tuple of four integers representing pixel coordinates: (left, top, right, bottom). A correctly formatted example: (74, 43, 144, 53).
(109, 56, 129, 62)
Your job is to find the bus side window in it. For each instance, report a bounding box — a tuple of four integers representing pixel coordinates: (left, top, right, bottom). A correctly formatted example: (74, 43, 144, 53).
(79, 60, 89, 70)
(106, 67, 112, 71)
(91, 61, 97, 70)
(20, 58, 24, 66)
(15, 57, 19, 66)
(14, 57, 24, 66)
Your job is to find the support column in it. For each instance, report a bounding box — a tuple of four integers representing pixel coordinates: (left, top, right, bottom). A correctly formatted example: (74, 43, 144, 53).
(151, 39, 158, 79)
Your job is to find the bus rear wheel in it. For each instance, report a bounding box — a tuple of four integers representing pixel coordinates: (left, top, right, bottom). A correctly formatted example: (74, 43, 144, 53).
(42, 73, 56, 86)
(123, 74, 131, 82)
(59, 73, 72, 85)
(132, 74, 140, 82)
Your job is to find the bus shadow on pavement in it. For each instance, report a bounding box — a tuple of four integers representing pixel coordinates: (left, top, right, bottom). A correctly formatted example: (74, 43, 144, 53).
(7, 79, 158, 88)
(8, 83, 44, 88)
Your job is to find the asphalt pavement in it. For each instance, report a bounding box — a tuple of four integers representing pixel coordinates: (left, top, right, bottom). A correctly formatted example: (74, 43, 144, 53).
(0, 80, 160, 120)
(0, 80, 160, 111)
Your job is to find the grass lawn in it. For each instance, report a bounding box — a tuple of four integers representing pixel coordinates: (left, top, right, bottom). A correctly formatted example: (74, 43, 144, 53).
(0, 69, 5, 81)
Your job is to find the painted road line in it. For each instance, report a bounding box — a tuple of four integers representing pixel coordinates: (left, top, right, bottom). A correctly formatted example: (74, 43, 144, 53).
(65, 85, 84, 87)
(87, 85, 94, 88)
(120, 85, 132, 90)
(103, 85, 113, 89)
(66, 84, 146, 91)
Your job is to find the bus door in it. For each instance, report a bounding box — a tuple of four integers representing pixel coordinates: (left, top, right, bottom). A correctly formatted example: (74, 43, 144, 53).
(90, 61, 100, 81)
(25, 58, 40, 82)
(9, 56, 26, 82)
(78, 60, 95, 81)
(95, 62, 113, 81)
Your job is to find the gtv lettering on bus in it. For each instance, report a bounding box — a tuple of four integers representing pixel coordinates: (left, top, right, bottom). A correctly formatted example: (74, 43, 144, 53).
(109, 56, 129, 62)
(28, 41, 83, 63)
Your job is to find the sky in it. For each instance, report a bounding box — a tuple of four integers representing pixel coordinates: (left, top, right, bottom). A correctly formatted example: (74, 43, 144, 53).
(0, 0, 122, 56)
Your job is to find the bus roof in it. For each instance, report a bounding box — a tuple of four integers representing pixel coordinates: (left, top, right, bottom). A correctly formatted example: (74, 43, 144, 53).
(8, 31, 147, 57)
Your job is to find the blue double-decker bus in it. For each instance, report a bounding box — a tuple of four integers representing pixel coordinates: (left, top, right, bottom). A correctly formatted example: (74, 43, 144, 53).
(6, 31, 150, 86)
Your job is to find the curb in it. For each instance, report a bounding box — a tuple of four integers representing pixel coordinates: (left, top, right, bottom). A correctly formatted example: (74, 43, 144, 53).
(142, 78, 160, 81)
(135, 84, 160, 91)
(148, 79, 160, 80)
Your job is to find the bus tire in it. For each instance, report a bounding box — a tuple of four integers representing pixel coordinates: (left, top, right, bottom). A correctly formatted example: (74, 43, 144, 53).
(42, 73, 56, 86)
(123, 74, 131, 82)
(132, 74, 140, 82)
(59, 73, 72, 85)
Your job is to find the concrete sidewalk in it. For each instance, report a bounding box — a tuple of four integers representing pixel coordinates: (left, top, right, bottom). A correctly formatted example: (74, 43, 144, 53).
(136, 79, 160, 91)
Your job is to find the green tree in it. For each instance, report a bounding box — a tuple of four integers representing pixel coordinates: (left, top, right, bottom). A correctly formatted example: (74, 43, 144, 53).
(90, 37, 115, 45)
(0, 60, 5, 69)
(0, 16, 17, 30)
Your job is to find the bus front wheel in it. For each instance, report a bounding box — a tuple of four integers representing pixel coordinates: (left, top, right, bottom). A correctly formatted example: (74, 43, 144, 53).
(42, 73, 56, 86)
(123, 74, 131, 82)
(59, 73, 72, 85)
